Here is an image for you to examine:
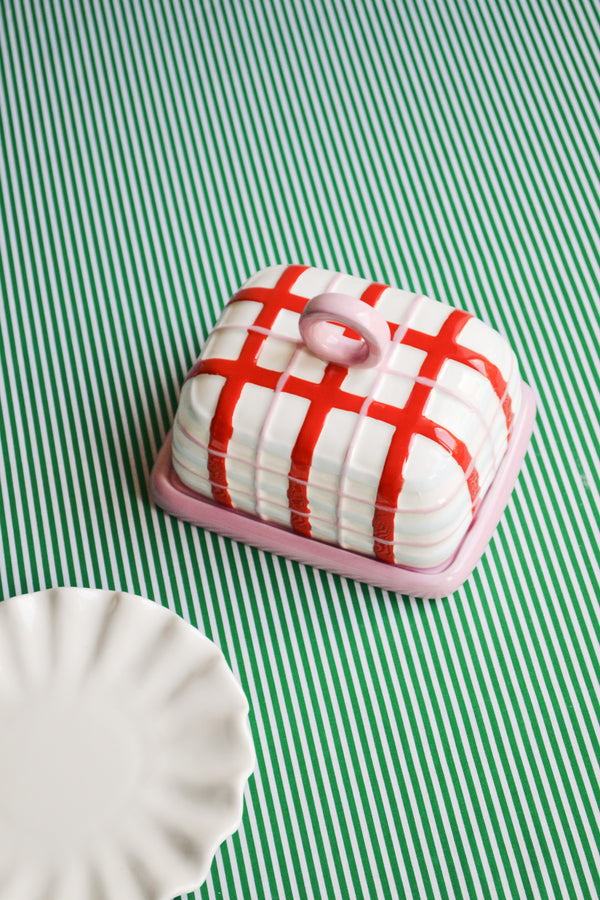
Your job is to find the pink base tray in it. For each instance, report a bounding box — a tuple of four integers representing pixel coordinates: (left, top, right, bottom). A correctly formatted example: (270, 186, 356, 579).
(150, 385, 536, 598)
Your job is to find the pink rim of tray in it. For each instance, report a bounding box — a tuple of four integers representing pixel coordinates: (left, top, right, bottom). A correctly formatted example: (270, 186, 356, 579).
(150, 385, 536, 598)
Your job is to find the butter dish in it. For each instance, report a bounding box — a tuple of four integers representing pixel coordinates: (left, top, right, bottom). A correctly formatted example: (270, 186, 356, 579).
(151, 265, 535, 597)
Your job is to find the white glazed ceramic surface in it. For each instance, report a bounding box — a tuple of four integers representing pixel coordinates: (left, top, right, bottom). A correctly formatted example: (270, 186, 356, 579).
(0, 588, 254, 900)
(172, 265, 523, 570)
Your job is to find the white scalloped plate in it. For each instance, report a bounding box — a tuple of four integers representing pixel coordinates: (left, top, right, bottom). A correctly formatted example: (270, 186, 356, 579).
(0, 588, 255, 900)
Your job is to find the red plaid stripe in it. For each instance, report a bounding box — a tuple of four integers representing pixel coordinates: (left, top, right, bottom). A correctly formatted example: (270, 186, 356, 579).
(288, 281, 387, 535)
(187, 266, 513, 563)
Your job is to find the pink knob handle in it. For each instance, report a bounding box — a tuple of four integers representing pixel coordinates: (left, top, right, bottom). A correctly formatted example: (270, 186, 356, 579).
(299, 293, 390, 368)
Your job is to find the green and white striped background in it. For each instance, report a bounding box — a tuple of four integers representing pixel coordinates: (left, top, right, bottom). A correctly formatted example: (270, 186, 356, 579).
(1, 0, 599, 897)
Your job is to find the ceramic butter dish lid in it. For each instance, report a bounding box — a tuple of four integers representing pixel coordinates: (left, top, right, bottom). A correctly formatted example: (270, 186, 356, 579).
(151, 265, 535, 597)
(0, 588, 254, 900)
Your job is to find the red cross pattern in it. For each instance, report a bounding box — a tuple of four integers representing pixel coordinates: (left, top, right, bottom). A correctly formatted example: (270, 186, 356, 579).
(186, 265, 514, 565)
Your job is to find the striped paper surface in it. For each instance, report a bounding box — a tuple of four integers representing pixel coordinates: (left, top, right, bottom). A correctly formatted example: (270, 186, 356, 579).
(1, 1, 599, 898)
